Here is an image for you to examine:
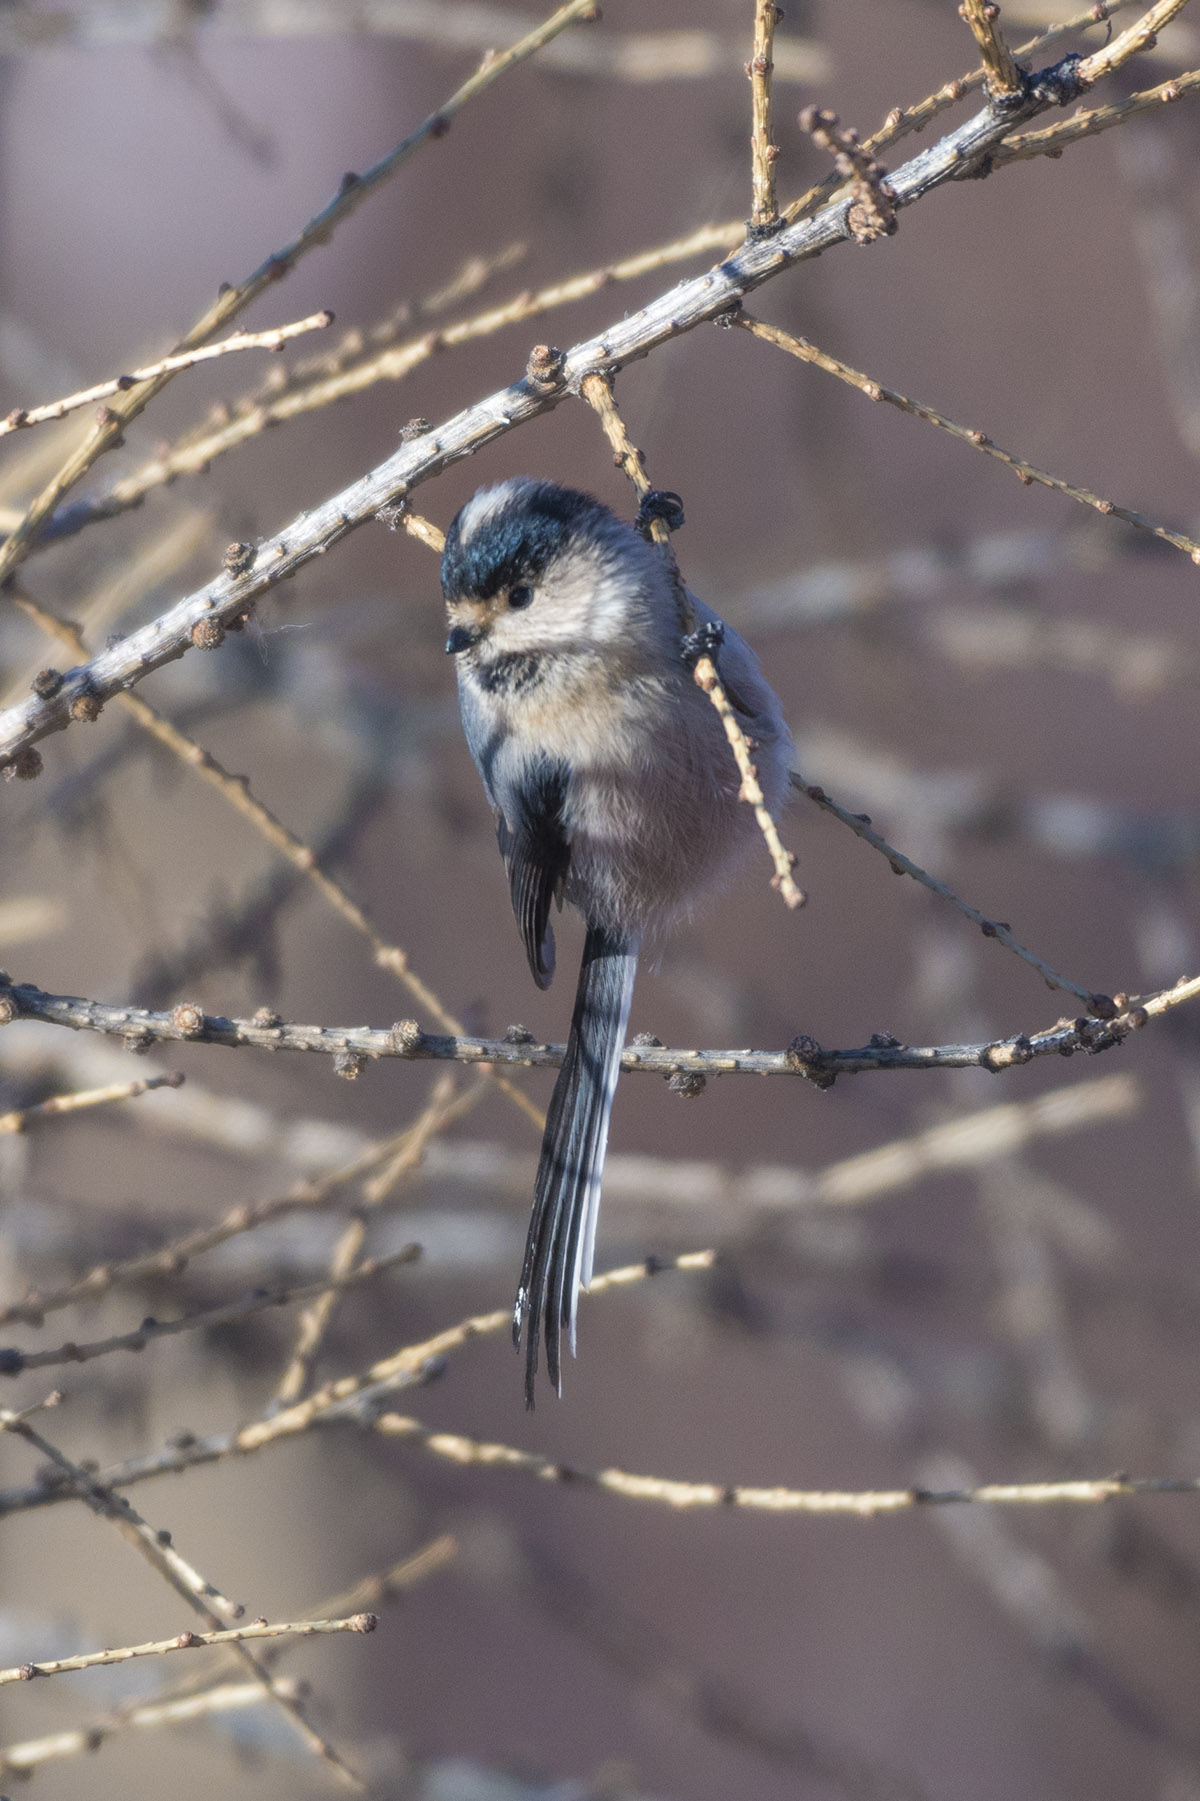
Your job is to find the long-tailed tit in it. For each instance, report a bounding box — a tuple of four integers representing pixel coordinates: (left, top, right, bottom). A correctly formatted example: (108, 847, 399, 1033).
(442, 478, 793, 1404)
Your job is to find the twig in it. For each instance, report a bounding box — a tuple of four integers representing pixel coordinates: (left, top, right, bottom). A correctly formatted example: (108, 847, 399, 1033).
(5, 972, 1200, 1077)
(0, 0, 597, 592)
(0, 1070, 183, 1135)
(0, 1255, 719, 1517)
(731, 311, 1200, 563)
(0, 1245, 421, 1377)
(959, 0, 1025, 98)
(0, 1410, 367, 1782)
(779, 0, 1143, 226)
(0, 51, 1113, 771)
(787, 767, 1097, 1005)
(0, 9, 829, 84)
(0, 1408, 246, 1622)
(0, 1539, 451, 1776)
(994, 65, 1200, 162)
(0, 312, 333, 440)
(0, 1615, 376, 1686)
(0, 1677, 308, 1777)
(9, 584, 543, 1133)
(270, 1074, 483, 1408)
(0, 1120, 420, 1329)
(578, 371, 805, 909)
(1075, 0, 1194, 85)
(42, 221, 745, 548)
(748, 0, 782, 232)
(373, 1414, 1200, 1516)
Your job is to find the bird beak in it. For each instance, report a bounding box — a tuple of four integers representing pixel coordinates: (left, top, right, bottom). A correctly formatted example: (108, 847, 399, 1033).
(445, 623, 483, 655)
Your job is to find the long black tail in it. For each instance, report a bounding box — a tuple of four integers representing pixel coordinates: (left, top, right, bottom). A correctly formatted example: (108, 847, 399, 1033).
(514, 924, 639, 1406)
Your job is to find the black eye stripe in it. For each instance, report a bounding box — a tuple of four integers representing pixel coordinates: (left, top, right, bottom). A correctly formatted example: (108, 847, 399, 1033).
(508, 583, 533, 609)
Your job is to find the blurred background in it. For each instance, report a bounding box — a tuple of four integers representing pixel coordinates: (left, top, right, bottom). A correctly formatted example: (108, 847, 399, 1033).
(1, 1, 1200, 1797)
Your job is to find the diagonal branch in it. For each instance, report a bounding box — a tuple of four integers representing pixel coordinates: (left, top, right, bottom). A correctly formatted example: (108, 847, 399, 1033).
(0, 0, 598, 592)
(0, 1615, 376, 1687)
(0, 43, 1105, 772)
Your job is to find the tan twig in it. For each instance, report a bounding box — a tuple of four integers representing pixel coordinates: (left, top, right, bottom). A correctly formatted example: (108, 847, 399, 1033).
(0, 1410, 367, 1782)
(46, 222, 744, 546)
(0, 0, 595, 593)
(748, 0, 782, 232)
(0, 1255, 719, 1519)
(0, 1615, 376, 1687)
(0, 312, 333, 440)
(7, 972, 1200, 1078)
(578, 372, 805, 910)
(0, 1540, 452, 1776)
(995, 64, 1200, 161)
(959, 0, 1025, 97)
(732, 311, 1200, 564)
(1075, 0, 1194, 84)
(271, 1073, 485, 1408)
(0, 1245, 420, 1377)
(0, 1070, 183, 1135)
(0, 1677, 308, 1777)
(786, 770, 1097, 1006)
(373, 1412, 1200, 1516)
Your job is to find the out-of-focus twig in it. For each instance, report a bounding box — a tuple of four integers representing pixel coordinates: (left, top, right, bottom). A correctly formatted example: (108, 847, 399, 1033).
(0, 312, 333, 440)
(0, 1245, 421, 1377)
(0, 0, 596, 593)
(0, 1070, 183, 1135)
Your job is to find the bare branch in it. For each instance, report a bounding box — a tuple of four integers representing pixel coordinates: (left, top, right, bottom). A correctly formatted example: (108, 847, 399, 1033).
(373, 1411, 1200, 1516)
(0, 1615, 376, 1687)
(3, 972, 1199, 1079)
(0, 0, 598, 592)
(0, 312, 333, 440)
(0, 53, 1105, 771)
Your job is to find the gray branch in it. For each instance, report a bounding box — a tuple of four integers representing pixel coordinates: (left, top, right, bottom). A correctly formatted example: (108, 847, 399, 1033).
(0, 976, 1169, 1083)
(0, 58, 1084, 771)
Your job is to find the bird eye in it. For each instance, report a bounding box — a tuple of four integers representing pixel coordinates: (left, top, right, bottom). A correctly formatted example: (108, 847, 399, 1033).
(508, 583, 533, 609)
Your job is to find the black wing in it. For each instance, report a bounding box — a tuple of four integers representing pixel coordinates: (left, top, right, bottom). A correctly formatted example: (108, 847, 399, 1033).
(497, 755, 571, 990)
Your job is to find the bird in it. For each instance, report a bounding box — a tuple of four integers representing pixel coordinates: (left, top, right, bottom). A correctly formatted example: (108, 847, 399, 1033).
(441, 477, 793, 1404)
